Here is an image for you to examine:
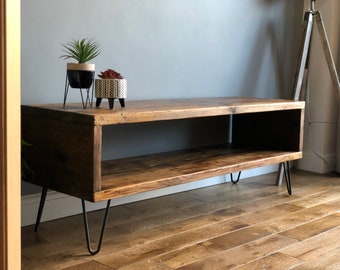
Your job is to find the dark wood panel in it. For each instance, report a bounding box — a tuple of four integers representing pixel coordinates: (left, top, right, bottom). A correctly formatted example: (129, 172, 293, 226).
(22, 114, 102, 199)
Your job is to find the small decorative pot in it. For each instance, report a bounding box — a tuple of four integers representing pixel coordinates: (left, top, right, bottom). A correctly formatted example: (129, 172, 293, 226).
(95, 79, 127, 109)
(64, 63, 95, 109)
(67, 63, 95, 89)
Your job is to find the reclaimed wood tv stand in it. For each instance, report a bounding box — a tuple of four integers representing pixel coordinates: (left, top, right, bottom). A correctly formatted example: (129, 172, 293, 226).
(21, 97, 305, 255)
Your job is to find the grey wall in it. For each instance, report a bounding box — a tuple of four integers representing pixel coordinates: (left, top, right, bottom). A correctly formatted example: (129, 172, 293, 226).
(21, 0, 303, 195)
(297, 0, 340, 173)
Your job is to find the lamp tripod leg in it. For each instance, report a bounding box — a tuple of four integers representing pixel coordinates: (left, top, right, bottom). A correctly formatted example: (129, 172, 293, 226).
(277, 5, 340, 186)
(291, 11, 314, 101)
(277, 11, 314, 186)
(314, 11, 340, 98)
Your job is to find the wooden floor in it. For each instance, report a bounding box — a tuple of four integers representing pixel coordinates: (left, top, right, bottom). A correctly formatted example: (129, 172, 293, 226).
(22, 170, 340, 269)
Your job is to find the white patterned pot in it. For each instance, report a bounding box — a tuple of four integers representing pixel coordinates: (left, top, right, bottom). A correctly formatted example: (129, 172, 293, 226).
(95, 79, 127, 109)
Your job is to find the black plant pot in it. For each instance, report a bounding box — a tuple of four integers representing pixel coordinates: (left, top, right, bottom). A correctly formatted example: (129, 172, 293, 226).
(66, 63, 95, 89)
(67, 70, 95, 89)
(63, 63, 96, 108)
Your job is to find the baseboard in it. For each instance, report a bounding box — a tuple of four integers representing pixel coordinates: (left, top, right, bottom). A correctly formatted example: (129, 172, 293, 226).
(296, 153, 336, 174)
(21, 165, 278, 227)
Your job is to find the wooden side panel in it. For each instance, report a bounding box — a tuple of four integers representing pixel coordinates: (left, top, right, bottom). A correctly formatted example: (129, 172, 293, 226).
(22, 113, 102, 201)
(232, 109, 303, 151)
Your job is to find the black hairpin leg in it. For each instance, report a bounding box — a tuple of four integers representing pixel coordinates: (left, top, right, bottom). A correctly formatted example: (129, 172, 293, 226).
(282, 161, 292, 195)
(230, 171, 242, 184)
(81, 199, 111, 255)
(34, 186, 48, 232)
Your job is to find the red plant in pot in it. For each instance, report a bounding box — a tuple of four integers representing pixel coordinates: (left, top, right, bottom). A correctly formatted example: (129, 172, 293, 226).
(95, 69, 127, 109)
(98, 69, 124, 79)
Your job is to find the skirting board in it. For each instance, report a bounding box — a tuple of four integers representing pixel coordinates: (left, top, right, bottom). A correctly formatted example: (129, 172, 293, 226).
(296, 153, 336, 174)
(21, 165, 278, 227)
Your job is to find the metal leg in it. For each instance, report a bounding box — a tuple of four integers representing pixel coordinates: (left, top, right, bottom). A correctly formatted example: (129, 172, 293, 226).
(79, 87, 91, 109)
(282, 161, 292, 195)
(79, 87, 85, 108)
(230, 171, 242, 184)
(291, 11, 314, 101)
(315, 11, 340, 97)
(81, 199, 111, 255)
(90, 83, 94, 107)
(85, 88, 92, 107)
(34, 187, 48, 232)
(63, 74, 70, 108)
(276, 163, 284, 186)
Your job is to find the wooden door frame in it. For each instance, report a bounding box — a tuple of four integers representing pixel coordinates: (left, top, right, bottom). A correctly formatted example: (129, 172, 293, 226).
(0, 0, 21, 269)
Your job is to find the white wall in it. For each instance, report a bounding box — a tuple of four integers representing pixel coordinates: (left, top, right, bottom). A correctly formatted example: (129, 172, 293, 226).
(21, 0, 304, 225)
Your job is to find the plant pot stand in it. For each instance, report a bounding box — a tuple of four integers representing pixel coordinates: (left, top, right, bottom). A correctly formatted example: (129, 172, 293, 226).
(63, 75, 94, 109)
(63, 63, 95, 109)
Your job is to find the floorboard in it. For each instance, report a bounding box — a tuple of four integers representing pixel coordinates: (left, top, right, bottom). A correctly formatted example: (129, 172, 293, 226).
(21, 170, 340, 269)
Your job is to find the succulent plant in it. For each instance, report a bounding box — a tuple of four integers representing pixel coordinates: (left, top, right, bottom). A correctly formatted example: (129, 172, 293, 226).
(98, 69, 124, 79)
(60, 38, 101, 64)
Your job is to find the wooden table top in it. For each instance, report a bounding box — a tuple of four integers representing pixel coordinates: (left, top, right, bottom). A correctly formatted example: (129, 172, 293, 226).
(22, 97, 305, 126)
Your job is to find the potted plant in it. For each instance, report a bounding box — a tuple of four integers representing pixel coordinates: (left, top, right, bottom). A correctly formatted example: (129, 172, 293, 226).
(95, 68, 127, 109)
(60, 38, 101, 89)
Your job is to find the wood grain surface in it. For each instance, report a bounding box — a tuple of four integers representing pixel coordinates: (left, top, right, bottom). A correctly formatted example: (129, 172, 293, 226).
(21, 170, 340, 269)
(21, 98, 304, 202)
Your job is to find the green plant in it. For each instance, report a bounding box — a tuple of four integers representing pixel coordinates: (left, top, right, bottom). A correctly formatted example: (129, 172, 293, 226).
(60, 38, 101, 64)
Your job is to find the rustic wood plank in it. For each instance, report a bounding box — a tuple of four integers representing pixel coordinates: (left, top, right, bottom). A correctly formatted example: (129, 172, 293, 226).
(252, 204, 339, 236)
(287, 189, 340, 208)
(96, 203, 304, 268)
(281, 226, 340, 261)
(173, 235, 299, 270)
(99, 192, 340, 269)
(95, 147, 302, 201)
(22, 97, 305, 125)
(279, 213, 340, 241)
(289, 247, 340, 270)
(96, 226, 271, 269)
(62, 260, 113, 270)
(21, 171, 340, 270)
(231, 252, 303, 270)
(118, 260, 172, 270)
(23, 176, 335, 260)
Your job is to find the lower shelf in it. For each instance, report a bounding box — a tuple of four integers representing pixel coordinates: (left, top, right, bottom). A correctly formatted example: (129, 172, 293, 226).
(94, 145, 302, 202)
